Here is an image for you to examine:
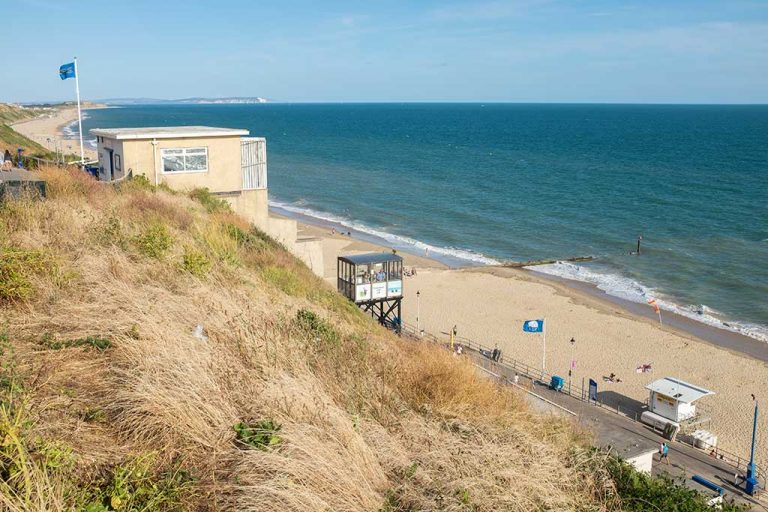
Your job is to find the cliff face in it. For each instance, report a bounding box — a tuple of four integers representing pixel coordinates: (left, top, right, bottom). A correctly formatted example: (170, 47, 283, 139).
(0, 168, 609, 511)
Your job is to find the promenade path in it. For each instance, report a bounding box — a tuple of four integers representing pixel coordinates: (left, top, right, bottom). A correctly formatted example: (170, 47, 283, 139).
(398, 323, 765, 509)
(470, 353, 767, 510)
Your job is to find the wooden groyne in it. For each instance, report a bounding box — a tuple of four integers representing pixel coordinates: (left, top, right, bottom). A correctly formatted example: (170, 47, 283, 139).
(502, 255, 595, 268)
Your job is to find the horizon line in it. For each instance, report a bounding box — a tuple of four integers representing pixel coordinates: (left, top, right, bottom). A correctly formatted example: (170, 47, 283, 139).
(13, 99, 768, 107)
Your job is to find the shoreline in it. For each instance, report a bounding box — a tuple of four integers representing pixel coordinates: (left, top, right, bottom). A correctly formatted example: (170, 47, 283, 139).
(277, 203, 768, 460)
(275, 203, 766, 355)
(518, 270, 768, 363)
(11, 104, 105, 160)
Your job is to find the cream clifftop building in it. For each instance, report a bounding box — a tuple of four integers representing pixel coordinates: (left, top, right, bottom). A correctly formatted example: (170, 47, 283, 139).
(91, 126, 323, 275)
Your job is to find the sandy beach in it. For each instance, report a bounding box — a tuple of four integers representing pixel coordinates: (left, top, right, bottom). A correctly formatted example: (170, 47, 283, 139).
(11, 104, 103, 160)
(294, 215, 768, 465)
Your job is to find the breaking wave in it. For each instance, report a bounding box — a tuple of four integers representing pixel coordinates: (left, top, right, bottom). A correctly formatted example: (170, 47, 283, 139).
(529, 261, 768, 343)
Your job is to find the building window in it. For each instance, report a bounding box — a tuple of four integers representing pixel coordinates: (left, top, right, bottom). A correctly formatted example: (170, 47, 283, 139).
(161, 147, 208, 173)
(114, 154, 121, 171)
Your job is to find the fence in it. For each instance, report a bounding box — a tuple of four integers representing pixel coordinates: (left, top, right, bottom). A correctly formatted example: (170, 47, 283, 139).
(399, 321, 768, 482)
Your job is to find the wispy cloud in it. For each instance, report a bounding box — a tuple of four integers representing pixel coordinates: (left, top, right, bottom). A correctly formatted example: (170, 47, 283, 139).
(429, 0, 548, 22)
(339, 14, 369, 27)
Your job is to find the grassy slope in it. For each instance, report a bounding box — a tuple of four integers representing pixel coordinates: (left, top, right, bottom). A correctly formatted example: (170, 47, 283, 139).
(0, 169, 741, 511)
(0, 103, 52, 156)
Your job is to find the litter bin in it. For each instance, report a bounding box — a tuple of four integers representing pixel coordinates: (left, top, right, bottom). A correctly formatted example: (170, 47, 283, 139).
(550, 375, 565, 391)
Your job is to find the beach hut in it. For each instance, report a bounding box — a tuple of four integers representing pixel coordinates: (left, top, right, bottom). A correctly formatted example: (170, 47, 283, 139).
(337, 253, 403, 330)
(645, 377, 714, 423)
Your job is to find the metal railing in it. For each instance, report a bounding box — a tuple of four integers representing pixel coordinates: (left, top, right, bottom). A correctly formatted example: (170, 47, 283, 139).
(399, 321, 768, 482)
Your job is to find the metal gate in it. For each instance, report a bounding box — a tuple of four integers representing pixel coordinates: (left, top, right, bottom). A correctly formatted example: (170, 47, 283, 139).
(241, 137, 267, 190)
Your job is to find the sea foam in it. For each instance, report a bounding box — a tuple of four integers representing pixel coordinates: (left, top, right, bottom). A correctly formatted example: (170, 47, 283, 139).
(269, 199, 501, 266)
(62, 113, 98, 148)
(529, 261, 768, 343)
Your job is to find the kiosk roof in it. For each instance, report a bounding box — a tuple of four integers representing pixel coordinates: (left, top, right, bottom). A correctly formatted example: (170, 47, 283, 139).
(645, 377, 714, 404)
(338, 253, 403, 265)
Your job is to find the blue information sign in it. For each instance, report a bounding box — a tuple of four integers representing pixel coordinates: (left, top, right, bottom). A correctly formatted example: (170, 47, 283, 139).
(588, 378, 598, 402)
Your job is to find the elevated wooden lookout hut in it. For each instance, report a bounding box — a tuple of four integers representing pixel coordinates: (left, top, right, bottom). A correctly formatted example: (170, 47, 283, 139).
(337, 253, 403, 331)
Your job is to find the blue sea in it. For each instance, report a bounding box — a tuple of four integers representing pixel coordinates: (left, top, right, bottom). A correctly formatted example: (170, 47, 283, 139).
(78, 104, 768, 341)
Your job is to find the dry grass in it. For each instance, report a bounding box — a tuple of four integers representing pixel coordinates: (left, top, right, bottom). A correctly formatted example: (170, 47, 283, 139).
(0, 167, 616, 511)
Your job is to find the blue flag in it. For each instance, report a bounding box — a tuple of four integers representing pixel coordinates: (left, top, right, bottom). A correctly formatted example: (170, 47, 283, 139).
(522, 319, 544, 333)
(59, 62, 76, 80)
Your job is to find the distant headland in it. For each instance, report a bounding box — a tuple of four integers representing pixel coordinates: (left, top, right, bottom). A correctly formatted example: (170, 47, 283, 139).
(97, 96, 269, 105)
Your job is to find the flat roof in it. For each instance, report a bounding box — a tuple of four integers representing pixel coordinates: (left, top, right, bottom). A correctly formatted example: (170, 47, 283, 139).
(90, 126, 249, 140)
(646, 377, 714, 404)
(338, 252, 403, 265)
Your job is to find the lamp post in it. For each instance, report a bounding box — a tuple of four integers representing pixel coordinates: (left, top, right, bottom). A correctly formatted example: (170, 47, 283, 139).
(416, 290, 421, 335)
(568, 337, 575, 394)
(746, 394, 759, 495)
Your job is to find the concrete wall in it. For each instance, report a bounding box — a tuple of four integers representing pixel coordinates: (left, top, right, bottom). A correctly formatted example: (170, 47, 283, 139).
(264, 216, 324, 277)
(96, 138, 124, 181)
(118, 136, 243, 192)
(292, 237, 324, 277)
(625, 451, 655, 474)
(221, 189, 269, 232)
(266, 216, 298, 247)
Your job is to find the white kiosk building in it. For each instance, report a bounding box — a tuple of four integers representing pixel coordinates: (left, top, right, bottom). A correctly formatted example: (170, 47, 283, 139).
(645, 377, 714, 423)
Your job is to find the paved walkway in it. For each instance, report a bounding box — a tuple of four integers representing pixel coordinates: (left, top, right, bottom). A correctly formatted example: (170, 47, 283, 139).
(470, 353, 767, 509)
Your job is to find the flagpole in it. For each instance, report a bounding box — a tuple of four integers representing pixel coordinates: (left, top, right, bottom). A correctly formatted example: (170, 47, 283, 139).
(542, 317, 546, 378)
(73, 57, 85, 166)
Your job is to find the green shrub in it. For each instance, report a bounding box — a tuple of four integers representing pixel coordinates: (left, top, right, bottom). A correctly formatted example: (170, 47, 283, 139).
(295, 309, 340, 345)
(115, 174, 155, 194)
(95, 210, 127, 248)
(81, 407, 107, 423)
(233, 420, 282, 451)
(607, 456, 747, 511)
(0, 332, 22, 395)
(225, 224, 269, 250)
(41, 334, 112, 351)
(262, 265, 303, 295)
(189, 188, 231, 214)
(79, 453, 193, 512)
(0, 248, 52, 302)
(133, 223, 173, 258)
(181, 247, 211, 277)
(129, 174, 153, 190)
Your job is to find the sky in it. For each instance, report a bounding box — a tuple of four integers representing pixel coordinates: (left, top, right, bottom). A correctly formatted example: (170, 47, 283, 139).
(3, 0, 768, 104)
